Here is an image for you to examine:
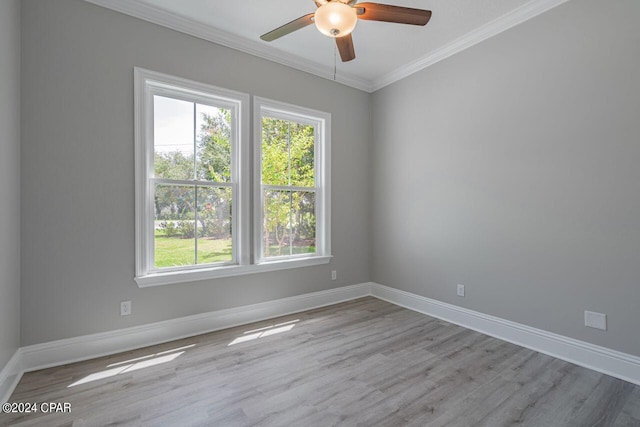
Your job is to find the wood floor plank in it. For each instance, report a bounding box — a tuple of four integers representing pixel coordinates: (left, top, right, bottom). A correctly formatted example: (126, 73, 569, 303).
(1, 297, 638, 426)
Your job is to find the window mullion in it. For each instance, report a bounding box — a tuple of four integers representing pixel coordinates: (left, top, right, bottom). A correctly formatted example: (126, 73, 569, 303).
(193, 102, 197, 180)
(194, 185, 198, 265)
(193, 103, 198, 265)
(151, 178, 234, 187)
(287, 122, 292, 256)
(263, 184, 315, 192)
(289, 190, 293, 256)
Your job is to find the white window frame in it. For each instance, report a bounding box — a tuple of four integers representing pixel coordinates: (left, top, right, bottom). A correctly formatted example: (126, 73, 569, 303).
(254, 97, 332, 266)
(134, 68, 250, 286)
(134, 70, 331, 288)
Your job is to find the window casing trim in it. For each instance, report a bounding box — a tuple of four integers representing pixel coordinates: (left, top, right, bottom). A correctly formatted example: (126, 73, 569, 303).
(134, 68, 251, 283)
(253, 97, 332, 265)
(134, 69, 331, 288)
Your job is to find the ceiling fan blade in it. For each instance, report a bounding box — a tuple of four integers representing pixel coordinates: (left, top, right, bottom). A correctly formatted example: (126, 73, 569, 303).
(355, 3, 431, 26)
(260, 13, 315, 42)
(336, 34, 356, 62)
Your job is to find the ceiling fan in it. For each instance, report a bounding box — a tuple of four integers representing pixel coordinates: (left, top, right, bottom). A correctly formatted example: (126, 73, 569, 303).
(260, 0, 432, 62)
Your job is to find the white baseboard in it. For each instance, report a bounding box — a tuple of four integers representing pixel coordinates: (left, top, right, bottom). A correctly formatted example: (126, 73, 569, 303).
(0, 349, 23, 404)
(4, 280, 639, 403)
(20, 283, 372, 373)
(371, 283, 640, 386)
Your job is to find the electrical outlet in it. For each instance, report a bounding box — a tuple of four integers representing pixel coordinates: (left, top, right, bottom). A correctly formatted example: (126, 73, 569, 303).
(457, 284, 465, 297)
(331, 270, 337, 281)
(585, 311, 606, 330)
(120, 300, 132, 316)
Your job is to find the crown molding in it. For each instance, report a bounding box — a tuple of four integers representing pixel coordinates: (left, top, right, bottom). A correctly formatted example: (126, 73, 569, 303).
(82, 0, 374, 92)
(83, 0, 568, 93)
(371, 0, 571, 91)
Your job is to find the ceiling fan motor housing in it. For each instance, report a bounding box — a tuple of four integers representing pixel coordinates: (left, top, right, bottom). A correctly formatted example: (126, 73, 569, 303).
(314, 1, 358, 38)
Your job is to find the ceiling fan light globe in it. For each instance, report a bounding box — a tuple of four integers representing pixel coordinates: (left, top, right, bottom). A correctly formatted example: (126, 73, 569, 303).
(314, 2, 357, 38)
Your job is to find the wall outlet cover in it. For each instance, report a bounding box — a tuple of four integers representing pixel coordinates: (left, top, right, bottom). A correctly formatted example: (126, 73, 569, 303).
(120, 300, 132, 316)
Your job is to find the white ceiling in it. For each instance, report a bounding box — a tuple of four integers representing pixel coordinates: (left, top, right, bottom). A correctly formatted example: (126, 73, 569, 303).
(85, 0, 569, 91)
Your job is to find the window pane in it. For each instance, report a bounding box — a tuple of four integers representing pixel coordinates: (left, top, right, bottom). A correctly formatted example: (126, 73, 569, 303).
(262, 117, 315, 187)
(154, 184, 196, 268)
(290, 123, 315, 187)
(263, 189, 292, 258)
(154, 96, 194, 180)
(291, 191, 316, 255)
(261, 117, 290, 186)
(196, 186, 232, 264)
(196, 105, 232, 182)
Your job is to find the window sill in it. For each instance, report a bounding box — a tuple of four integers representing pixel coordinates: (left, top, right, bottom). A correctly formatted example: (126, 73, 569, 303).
(135, 255, 332, 288)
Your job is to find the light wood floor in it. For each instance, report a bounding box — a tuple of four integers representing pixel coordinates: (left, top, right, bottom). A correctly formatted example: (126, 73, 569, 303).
(2, 297, 639, 426)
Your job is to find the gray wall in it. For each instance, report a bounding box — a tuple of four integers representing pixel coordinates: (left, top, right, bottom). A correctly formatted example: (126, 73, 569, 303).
(19, 0, 640, 359)
(0, 0, 21, 370)
(372, 0, 640, 356)
(21, 0, 371, 345)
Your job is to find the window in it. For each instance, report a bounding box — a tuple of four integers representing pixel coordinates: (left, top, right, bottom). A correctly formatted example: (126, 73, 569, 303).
(135, 69, 330, 287)
(254, 98, 331, 264)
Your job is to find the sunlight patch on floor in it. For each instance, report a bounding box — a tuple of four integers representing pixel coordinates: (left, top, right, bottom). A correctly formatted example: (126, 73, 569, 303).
(228, 319, 299, 346)
(68, 344, 195, 388)
(106, 344, 196, 368)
